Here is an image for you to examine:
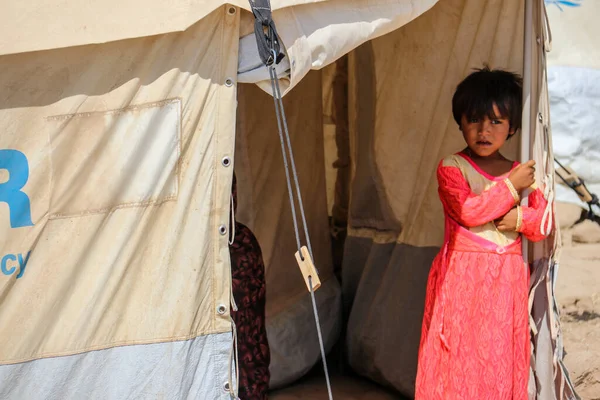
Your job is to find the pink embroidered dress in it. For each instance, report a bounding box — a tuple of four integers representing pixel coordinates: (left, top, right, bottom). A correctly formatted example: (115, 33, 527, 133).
(415, 152, 550, 400)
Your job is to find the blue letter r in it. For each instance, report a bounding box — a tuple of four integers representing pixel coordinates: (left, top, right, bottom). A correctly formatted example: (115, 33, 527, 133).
(0, 149, 33, 228)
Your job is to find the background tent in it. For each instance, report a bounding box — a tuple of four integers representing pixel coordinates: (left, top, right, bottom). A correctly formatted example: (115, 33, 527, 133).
(545, 0, 600, 212)
(0, 0, 577, 399)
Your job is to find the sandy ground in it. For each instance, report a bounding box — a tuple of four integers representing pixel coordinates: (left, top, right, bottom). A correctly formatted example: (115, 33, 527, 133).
(270, 211, 600, 400)
(555, 239, 600, 399)
(270, 375, 404, 400)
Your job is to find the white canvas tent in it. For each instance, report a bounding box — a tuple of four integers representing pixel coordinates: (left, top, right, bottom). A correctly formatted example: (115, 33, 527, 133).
(0, 0, 577, 399)
(545, 1, 600, 212)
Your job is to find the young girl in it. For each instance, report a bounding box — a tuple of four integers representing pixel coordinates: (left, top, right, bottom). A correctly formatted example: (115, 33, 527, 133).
(415, 67, 550, 399)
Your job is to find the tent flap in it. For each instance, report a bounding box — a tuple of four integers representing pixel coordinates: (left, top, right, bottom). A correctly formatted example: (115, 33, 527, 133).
(343, 0, 523, 395)
(239, 0, 439, 96)
(0, 6, 239, 399)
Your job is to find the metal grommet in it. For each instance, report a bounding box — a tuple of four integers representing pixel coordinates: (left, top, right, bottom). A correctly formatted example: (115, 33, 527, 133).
(225, 78, 234, 87)
(217, 304, 227, 315)
(538, 113, 543, 123)
(221, 156, 231, 167)
(219, 225, 227, 235)
(223, 382, 230, 392)
(227, 6, 236, 15)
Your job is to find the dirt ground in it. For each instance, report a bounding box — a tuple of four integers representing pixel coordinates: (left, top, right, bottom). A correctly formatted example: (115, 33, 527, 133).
(270, 375, 403, 400)
(555, 239, 600, 399)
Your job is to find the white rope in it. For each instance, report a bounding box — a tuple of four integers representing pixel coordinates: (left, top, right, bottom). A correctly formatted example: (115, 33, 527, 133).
(268, 63, 333, 400)
(228, 317, 240, 399)
(228, 194, 239, 398)
(540, 124, 554, 237)
(229, 193, 238, 313)
(229, 193, 236, 246)
(538, 1, 554, 238)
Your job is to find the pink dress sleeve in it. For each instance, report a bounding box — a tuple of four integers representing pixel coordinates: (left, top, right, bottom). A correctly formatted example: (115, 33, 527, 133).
(437, 161, 518, 228)
(518, 188, 551, 242)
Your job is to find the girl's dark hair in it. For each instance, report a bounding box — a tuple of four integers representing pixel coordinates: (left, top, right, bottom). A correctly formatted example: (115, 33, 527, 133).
(452, 66, 523, 132)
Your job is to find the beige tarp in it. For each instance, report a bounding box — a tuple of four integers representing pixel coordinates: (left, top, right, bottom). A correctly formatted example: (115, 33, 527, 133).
(0, 4, 239, 361)
(0, 1, 323, 55)
(2, 0, 438, 97)
(0, 6, 239, 399)
(342, 0, 521, 394)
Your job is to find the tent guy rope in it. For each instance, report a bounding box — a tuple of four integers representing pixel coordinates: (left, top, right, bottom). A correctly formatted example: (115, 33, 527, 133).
(247, 1, 333, 399)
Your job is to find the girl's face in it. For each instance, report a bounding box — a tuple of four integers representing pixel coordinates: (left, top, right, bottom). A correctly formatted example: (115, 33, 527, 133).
(460, 103, 514, 158)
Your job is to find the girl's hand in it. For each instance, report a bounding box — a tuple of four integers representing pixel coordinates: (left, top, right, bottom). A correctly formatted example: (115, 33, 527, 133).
(495, 208, 518, 232)
(508, 160, 536, 191)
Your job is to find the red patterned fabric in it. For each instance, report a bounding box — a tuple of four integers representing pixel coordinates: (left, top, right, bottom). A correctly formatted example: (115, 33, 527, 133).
(230, 175, 270, 400)
(415, 159, 549, 400)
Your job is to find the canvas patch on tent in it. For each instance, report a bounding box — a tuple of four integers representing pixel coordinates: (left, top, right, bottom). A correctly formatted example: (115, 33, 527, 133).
(46, 99, 181, 219)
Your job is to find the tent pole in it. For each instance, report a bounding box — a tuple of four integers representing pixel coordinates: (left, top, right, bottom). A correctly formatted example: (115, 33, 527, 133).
(521, 0, 534, 262)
